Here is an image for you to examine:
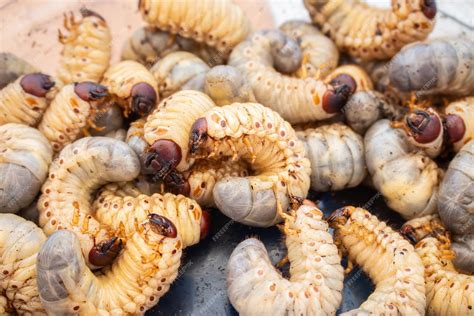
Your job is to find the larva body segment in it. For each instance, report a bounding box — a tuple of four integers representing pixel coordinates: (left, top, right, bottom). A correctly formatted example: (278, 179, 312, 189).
(364, 119, 441, 219)
(139, 0, 251, 57)
(0, 73, 56, 126)
(0, 214, 47, 315)
(304, 0, 437, 60)
(37, 218, 182, 315)
(389, 37, 474, 96)
(227, 202, 344, 315)
(296, 123, 366, 192)
(0, 123, 53, 214)
(0, 53, 37, 89)
(190, 102, 311, 227)
(38, 82, 108, 152)
(38, 137, 141, 268)
(57, 8, 112, 85)
(329, 207, 426, 315)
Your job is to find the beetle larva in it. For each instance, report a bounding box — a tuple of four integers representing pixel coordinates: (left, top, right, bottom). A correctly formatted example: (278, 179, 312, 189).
(0, 123, 53, 214)
(0, 73, 56, 126)
(0, 214, 47, 315)
(401, 216, 474, 316)
(364, 119, 442, 219)
(189, 102, 311, 227)
(304, 0, 437, 60)
(139, 0, 251, 58)
(37, 215, 182, 315)
(0, 53, 37, 89)
(57, 8, 112, 85)
(38, 82, 108, 152)
(38, 137, 141, 268)
(101, 60, 159, 117)
(328, 206, 426, 315)
(389, 37, 474, 96)
(227, 200, 344, 315)
(296, 123, 366, 192)
(150, 52, 210, 98)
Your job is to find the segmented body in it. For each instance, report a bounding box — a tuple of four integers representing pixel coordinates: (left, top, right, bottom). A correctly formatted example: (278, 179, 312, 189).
(304, 0, 437, 60)
(0, 53, 37, 89)
(329, 207, 426, 315)
(0, 123, 53, 214)
(0, 214, 47, 315)
(227, 202, 344, 315)
(296, 123, 366, 192)
(57, 8, 112, 85)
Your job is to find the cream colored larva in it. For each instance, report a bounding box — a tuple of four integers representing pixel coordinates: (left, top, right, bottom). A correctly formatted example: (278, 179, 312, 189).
(227, 200, 344, 315)
(57, 8, 112, 85)
(329, 206, 426, 315)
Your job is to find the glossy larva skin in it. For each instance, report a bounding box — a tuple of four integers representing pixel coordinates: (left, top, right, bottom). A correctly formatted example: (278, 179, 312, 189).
(139, 0, 251, 57)
(0, 53, 37, 89)
(127, 118, 155, 174)
(389, 37, 474, 96)
(0, 214, 47, 315)
(444, 97, 474, 153)
(0, 124, 53, 214)
(297, 124, 366, 192)
(331, 207, 426, 315)
(304, 0, 436, 60)
(227, 204, 344, 315)
(37, 223, 182, 315)
(57, 8, 112, 85)
(38, 137, 141, 268)
(364, 120, 442, 219)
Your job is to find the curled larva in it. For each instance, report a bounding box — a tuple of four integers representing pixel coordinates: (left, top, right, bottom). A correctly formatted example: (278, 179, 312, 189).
(0, 73, 56, 126)
(37, 215, 182, 315)
(38, 137, 141, 268)
(227, 200, 344, 315)
(0, 214, 47, 315)
(304, 0, 437, 60)
(0, 123, 53, 214)
(189, 102, 311, 227)
(296, 123, 366, 192)
(57, 8, 111, 85)
(389, 37, 474, 96)
(328, 206, 426, 315)
(38, 82, 108, 152)
(139, 0, 251, 58)
(364, 119, 442, 219)
(102, 60, 158, 117)
(0, 52, 37, 89)
(150, 52, 210, 98)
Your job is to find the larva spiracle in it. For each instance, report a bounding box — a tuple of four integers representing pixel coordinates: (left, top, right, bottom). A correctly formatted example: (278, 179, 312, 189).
(0, 53, 37, 89)
(328, 206, 426, 315)
(0, 214, 47, 315)
(38, 82, 108, 152)
(227, 200, 344, 315)
(0, 123, 53, 214)
(304, 0, 437, 60)
(57, 8, 112, 85)
(189, 102, 311, 227)
(0, 73, 56, 126)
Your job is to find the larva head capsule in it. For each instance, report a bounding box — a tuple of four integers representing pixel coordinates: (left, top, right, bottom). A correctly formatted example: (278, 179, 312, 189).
(421, 0, 437, 19)
(130, 82, 157, 116)
(148, 213, 177, 238)
(74, 81, 108, 101)
(445, 114, 466, 144)
(162, 171, 190, 196)
(322, 74, 357, 114)
(189, 117, 208, 154)
(405, 109, 442, 144)
(146, 139, 182, 179)
(326, 206, 354, 227)
(20, 73, 55, 97)
(88, 236, 123, 267)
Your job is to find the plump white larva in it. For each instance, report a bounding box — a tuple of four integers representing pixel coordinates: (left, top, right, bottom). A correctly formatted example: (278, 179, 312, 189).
(38, 137, 141, 269)
(329, 206, 426, 315)
(296, 123, 366, 191)
(364, 119, 442, 219)
(38, 82, 108, 152)
(227, 201, 344, 315)
(0, 214, 47, 315)
(139, 0, 251, 57)
(0, 123, 53, 214)
(0, 53, 37, 89)
(0, 73, 56, 126)
(190, 102, 311, 227)
(57, 8, 112, 85)
(304, 0, 437, 60)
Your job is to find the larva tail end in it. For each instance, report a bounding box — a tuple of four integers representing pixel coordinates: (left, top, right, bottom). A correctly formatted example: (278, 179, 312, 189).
(445, 114, 466, 144)
(146, 139, 182, 179)
(147, 214, 178, 238)
(405, 109, 441, 144)
(20, 73, 55, 97)
(421, 0, 437, 19)
(131, 82, 157, 117)
(189, 118, 208, 154)
(200, 210, 211, 240)
(74, 82, 108, 101)
(80, 7, 106, 21)
(88, 237, 123, 267)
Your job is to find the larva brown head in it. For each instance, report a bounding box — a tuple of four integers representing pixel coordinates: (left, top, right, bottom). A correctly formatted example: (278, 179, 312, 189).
(322, 74, 357, 114)
(327, 207, 353, 227)
(400, 225, 419, 244)
(74, 82, 108, 101)
(88, 237, 123, 267)
(163, 171, 190, 196)
(131, 82, 157, 116)
(148, 213, 178, 238)
(20, 73, 55, 97)
(80, 7, 106, 21)
(405, 110, 441, 144)
(421, 0, 437, 19)
(145, 139, 182, 179)
(189, 118, 208, 154)
(200, 210, 211, 240)
(445, 114, 466, 144)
